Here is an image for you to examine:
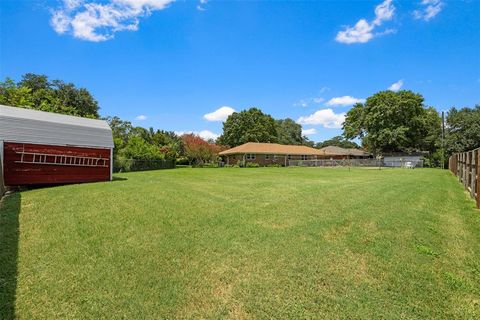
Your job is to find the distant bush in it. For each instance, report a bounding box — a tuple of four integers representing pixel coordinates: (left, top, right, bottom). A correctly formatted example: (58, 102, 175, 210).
(267, 163, 282, 167)
(196, 163, 219, 168)
(246, 162, 260, 168)
(236, 160, 245, 167)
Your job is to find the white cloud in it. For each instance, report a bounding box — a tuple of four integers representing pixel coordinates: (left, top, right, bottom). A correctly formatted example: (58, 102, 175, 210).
(50, 0, 174, 42)
(198, 130, 219, 140)
(297, 109, 346, 129)
(197, 0, 208, 11)
(175, 130, 219, 141)
(373, 0, 395, 25)
(319, 86, 330, 94)
(302, 128, 317, 135)
(335, 0, 395, 44)
(325, 96, 365, 107)
(134, 114, 147, 120)
(336, 19, 374, 44)
(294, 97, 325, 107)
(203, 106, 236, 122)
(413, 0, 443, 21)
(388, 79, 404, 92)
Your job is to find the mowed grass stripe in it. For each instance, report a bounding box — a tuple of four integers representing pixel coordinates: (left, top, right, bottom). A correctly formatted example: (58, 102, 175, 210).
(1, 168, 479, 319)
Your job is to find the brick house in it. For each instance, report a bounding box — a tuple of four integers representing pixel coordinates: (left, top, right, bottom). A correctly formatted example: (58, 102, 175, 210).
(219, 142, 327, 166)
(219, 142, 372, 166)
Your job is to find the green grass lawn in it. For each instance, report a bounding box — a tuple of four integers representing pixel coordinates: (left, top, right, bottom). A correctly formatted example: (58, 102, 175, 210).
(1, 168, 480, 319)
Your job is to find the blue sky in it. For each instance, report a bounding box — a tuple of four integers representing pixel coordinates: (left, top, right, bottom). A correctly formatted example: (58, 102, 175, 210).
(1, 0, 479, 142)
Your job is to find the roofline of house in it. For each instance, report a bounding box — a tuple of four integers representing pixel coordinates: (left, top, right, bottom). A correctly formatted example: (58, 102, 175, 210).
(219, 151, 325, 156)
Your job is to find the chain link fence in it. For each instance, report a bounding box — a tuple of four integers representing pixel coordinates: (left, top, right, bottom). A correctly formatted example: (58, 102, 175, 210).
(113, 158, 176, 173)
(289, 158, 424, 168)
(288, 159, 381, 167)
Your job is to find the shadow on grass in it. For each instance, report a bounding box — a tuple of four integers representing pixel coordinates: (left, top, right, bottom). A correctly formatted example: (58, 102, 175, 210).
(0, 192, 20, 320)
(112, 176, 128, 182)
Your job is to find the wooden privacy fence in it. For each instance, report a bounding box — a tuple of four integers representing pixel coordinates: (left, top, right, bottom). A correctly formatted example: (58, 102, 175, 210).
(449, 148, 479, 208)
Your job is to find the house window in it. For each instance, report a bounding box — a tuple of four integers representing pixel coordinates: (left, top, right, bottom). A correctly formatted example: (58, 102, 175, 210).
(287, 155, 292, 160)
(246, 154, 256, 160)
(265, 154, 270, 160)
(301, 155, 308, 160)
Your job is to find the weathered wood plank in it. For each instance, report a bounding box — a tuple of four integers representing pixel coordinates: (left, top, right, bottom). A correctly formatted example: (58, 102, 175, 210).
(449, 148, 480, 209)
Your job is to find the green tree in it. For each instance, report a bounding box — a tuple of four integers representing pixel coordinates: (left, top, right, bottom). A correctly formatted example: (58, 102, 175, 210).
(315, 136, 360, 149)
(52, 80, 99, 118)
(0, 78, 33, 107)
(275, 118, 305, 145)
(0, 73, 99, 118)
(343, 90, 441, 154)
(445, 105, 480, 155)
(118, 136, 164, 161)
(217, 108, 278, 147)
(17, 73, 50, 92)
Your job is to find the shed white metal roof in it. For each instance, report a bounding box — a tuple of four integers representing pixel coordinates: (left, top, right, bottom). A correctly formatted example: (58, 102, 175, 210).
(0, 105, 114, 148)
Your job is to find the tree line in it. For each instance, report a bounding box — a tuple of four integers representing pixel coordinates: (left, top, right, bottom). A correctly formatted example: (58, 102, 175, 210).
(342, 90, 479, 166)
(1, 73, 479, 168)
(0, 74, 223, 169)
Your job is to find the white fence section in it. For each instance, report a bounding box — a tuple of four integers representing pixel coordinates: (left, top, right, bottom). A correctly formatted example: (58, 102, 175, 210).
(289, 158, 424, 168)
(383, 156, 424, 168)
(288, 159, 382, 167)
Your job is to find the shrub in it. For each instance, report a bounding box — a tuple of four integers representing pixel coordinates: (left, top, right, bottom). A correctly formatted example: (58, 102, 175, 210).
(246, 162, 260, 168)
(196, 163, 219, 168)
(113, 158, 175, 172)
(236, 160, 245, 167)
(267, 163, 282, 167)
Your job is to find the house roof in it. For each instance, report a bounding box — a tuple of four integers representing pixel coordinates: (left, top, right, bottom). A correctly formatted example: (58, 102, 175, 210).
(0, 104, 114, 148)
(319, 145, 371, 157)
(319, 145, 350, 156)
(347, 148, 371, 157)
(219, 142, 328, 156)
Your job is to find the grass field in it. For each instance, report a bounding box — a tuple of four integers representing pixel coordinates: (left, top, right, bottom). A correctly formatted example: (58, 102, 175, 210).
(1, 168, 479, 319)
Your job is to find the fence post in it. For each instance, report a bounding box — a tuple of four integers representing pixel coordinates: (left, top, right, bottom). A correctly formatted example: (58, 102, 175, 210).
(477, 149, 480, 209)
(456, 154, 462, 177)
(458, 153, 462, 183)
(470, 151, 475, 198)
(468, 152, 471, 189)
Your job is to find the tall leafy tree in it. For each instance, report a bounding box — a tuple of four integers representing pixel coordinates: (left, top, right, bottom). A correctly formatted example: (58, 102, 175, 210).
(275, 118, 305, 145)
(343, 90, 441, 154)
(0, 73, 99, 118)
(17, 73, 50, 92)
(182, 134, 226, 165)
(52, 80, 99, 118)
(445, 105, 480, 155)
(217, 108, 278, 147)
(0, 78, 33, 107)
(315, 136, 360, 149)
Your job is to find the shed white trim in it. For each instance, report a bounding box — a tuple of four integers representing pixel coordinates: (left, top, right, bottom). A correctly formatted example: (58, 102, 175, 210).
(0, 105, 114, 149)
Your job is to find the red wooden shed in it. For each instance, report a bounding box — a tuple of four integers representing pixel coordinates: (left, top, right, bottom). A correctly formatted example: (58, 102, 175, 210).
(0, 105, 114, 186)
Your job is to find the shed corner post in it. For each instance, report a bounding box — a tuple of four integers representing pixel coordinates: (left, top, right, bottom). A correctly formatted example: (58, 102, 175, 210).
(110, 148, 113, 181)
(0, 140, 4, 197)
